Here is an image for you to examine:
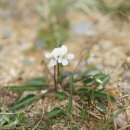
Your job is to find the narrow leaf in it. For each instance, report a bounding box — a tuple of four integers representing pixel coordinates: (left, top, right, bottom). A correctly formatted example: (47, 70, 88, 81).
(10, 94, 37, 111)
(66, 98, 73, 114)
(81, 106, 87, 122)
(96, 103, 106, 113)
(83, 76, 95, 85)
(46, 107, 63, 119)
(4, 85, 45, 91)
(54, 91, 68, 100)
(26, 77, 46, 86)
(69, 75, 74, 95)
(76, 88, 116, 103)
(94, 73, 110, 86)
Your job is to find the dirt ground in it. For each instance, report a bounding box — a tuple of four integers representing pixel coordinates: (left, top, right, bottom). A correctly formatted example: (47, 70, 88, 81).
(0, 0, 130, 130)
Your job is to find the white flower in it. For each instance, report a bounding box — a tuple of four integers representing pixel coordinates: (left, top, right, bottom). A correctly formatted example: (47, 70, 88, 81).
(44, 47, 61, 67)
(45, 52, 56, 67)
(44, 45, 74, 67)
(58, 45, 74, 66)
(52, 47, 61, 60)
(44, 52, 52, 59)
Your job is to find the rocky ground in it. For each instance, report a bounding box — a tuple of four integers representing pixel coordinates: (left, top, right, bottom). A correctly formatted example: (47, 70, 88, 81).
(0, 0, 130, 129)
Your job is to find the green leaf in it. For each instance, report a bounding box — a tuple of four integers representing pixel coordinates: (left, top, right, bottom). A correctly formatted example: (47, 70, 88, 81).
(93, 91, 108, 99)
(83, 76, 95, 85)
(0, 125, 16, 129)
(96, 103, 106, 113)
(76, 88, 116, 103)
(26, 77, 46, 86)
(94, 73, 110, 86)
(76, 88, 89, 94)
(0, 115, 9, 126)
(54, 91, 68, 100)
(70, 126, 79, 130)
(3, 77, 47, 91)
(46, 107, 63, 119)
(81, 106, 87, 122)
(83, 73, 110, 87)
(10, 94, 37, 111)
(107, 95, 116, 103)
(69, 75, 74, 95)
(66, 98, 73, 114)
(94, 91, 116, 103)
(4, 85, 45, 91)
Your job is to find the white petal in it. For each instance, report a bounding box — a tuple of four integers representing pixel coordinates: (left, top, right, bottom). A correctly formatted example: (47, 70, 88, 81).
(44, 52, 52, 59)
(61, 45, 67, 55)
(49, 59, 57, 67)
(62, 58, 68, 66)
(58, 57, 62, 63)
(67, 53, 74, 60)
(52, 48, 61, 59)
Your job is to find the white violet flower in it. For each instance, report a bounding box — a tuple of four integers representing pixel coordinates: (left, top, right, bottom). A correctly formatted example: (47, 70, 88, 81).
(58, 45, 74, 66)
(45, 47, 60, 67)
(44, 45, 74, 67)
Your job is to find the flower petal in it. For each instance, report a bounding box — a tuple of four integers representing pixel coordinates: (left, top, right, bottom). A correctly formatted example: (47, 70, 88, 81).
(62, 58, 68, 66)
(52, 48, 61, 59)
(44, 52, 52, 59)
(49, 59, 57, 67)
(61, 45, 67, 55)
(67, 53, 74, 60)
(58, 57, 62, 63)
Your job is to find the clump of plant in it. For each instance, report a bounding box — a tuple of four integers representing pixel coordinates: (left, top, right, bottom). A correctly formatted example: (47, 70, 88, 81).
(44, 44, 75, 89)
(2, 44, 118, 129)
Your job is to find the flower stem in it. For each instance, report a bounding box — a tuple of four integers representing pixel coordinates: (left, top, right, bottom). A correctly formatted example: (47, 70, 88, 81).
(54, 66, 57, 90)
(57, 63, 61, 86)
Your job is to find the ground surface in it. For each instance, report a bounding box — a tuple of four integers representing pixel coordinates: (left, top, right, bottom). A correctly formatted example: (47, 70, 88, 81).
(0, 0, 130, 130)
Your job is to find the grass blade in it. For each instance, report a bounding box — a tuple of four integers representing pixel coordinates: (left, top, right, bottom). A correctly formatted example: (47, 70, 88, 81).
(66, 98, 73, 114)
(69, 75, 74, 95)
(81, 106, 87, 122)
